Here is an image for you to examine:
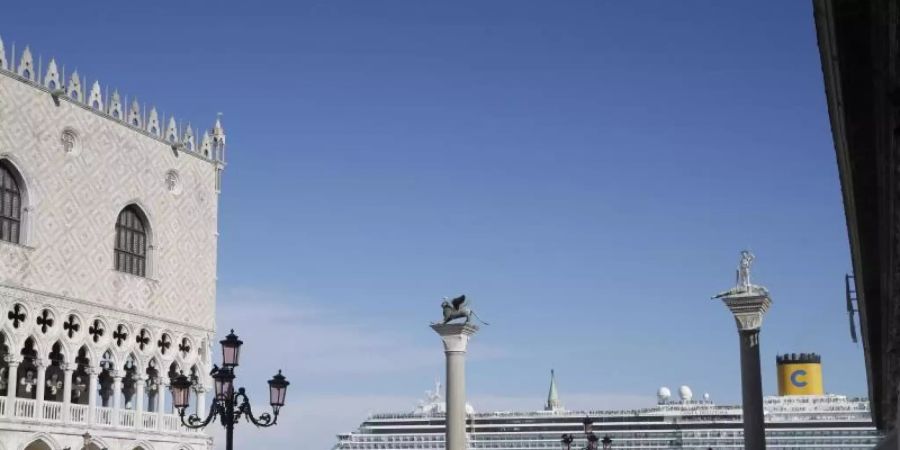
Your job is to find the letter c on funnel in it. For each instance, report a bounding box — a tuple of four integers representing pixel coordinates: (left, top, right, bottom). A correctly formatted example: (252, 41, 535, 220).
(790, 369, 808, 388)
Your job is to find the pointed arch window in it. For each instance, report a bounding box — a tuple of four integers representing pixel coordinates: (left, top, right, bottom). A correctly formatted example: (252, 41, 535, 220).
(0, 161, 22, 244)
(115, 206, 147, 277)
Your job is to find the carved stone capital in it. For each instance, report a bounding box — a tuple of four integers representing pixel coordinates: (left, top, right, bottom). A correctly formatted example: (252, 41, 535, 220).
(431, 323, 479, 353)
(4, 355, 22, 366)
(717, 292, 772, 332)
(63, 362, 79, 372)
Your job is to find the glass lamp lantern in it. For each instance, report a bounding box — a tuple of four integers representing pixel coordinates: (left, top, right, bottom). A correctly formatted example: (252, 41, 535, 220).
(268, 370, 290, 414)
(221, 330, 243, 368)
(213, 367, 235, 401)
(170, 373, 193, 411)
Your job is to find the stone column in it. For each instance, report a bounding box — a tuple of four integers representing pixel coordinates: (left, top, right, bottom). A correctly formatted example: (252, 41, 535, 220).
(5, 357, 21, 418)
(87, 366, 100, 425)
(112, 370, 123, 426)
(62, 363, 75, 421)
(35, 359, 46, 418)
(431, 323, 479, 450)
(156, 376, 168, 431)
(135, 375, 146, 428)
(716, 291, 771, 450)
(197, 386, 207, 418)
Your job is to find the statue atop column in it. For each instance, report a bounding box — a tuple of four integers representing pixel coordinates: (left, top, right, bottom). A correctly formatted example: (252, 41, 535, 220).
(714, 250, 769, 299)
(439, 295, 489, 325)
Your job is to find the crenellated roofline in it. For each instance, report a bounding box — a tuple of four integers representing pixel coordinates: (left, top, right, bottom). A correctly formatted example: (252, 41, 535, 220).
(0, 34, 226, 166)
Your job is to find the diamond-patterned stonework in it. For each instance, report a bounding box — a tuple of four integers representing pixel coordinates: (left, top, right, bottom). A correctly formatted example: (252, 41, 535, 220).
(0, 72, 219, 331)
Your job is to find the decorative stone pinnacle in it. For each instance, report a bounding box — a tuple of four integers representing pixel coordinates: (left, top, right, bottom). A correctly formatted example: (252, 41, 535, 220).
(0, 35, 226, 162)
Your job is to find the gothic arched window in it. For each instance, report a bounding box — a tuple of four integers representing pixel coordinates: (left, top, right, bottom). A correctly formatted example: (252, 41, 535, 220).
(0, 161, 22, 244)
(115, 206, 148, 277)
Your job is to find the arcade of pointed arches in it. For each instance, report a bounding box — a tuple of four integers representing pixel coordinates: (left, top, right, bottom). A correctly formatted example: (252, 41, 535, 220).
(0, 298, 210, 421)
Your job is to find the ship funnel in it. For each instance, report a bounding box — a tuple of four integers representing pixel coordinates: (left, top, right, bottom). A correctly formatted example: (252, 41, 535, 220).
(776, 352, 824, 396)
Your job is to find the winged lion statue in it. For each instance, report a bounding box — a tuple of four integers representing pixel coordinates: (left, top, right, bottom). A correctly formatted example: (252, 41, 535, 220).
(441, 295, 489, 325)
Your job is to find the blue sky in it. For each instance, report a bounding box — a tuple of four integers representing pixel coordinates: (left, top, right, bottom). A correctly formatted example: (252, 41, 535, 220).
(2, 1, 863, 448)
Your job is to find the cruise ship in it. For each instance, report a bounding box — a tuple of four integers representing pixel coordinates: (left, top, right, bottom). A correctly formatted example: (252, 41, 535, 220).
(335, 355, 879, 449)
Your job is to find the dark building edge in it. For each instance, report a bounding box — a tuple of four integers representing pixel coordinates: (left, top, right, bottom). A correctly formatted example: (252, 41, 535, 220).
(813, 0, 899, 442)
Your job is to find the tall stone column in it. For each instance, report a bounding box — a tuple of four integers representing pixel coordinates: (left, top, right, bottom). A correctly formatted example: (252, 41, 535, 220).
(431, 323, 479, 450)
(713, 251, 771, 450)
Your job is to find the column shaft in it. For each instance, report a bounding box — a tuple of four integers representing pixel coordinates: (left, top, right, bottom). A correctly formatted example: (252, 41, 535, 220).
(197, 389, 207, 418)
(739, 329, 766, 450)
(35, 360, 46, 417)
(6, 362, 19, 418)
(135, 377, 145, 428)
(157, 378, 167, 430)
(446, 351, 466, 450)
(87, 369, 98, 425)
(62, 367, 74, 421)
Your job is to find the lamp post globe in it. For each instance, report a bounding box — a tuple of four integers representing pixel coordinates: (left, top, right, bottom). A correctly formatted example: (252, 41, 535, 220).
(220, 329, 243, 368)
(602, 435, 613, 449)
(586, 432, 599, 450)
(268, 369, 290, 414)
(560, 433, 574, 450)
(170, 372, 193, 410)
(212, 366, 235, 401)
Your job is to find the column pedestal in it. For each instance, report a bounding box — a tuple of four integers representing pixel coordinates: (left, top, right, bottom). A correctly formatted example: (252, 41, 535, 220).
(431, 323, 479, 450)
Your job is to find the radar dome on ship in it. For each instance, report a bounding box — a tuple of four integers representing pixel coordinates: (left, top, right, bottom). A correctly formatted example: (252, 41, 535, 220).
(657, 386, 671, 403)
(678, 385, 693, 402)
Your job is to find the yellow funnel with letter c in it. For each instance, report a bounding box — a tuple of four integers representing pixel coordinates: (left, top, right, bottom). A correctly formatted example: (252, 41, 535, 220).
(776, 353, 824, 396)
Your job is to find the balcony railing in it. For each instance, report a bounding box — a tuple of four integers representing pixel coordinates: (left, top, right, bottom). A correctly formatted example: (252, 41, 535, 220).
(42, 401, 63, 421)
(69, 404, 88, 424)
(119, 409, 135, 428)
(142, 412, 158, 430)
(0, 399, 200, 434)
(14, 398, 36, 419)
(95, 406, 113, 426)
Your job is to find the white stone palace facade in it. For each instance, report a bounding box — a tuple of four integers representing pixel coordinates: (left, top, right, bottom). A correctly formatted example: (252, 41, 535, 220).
(0, 34, 225, 450)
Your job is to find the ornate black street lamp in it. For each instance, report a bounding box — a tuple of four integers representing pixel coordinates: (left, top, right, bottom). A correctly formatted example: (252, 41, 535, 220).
(169, 329, 290, 450)
(601, 434, 613, 449)
(560, 417, 611, 450)
(561, 433, 575, 450)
